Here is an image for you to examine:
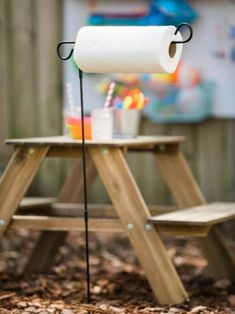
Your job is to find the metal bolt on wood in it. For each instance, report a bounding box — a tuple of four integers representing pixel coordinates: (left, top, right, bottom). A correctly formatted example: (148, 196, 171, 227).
(0, 219, 5, 225)
(102, 148, 109, 155)
(28, 148, 35, 155)
(127, 223, 134, 230)
(144, 223, 152, 231)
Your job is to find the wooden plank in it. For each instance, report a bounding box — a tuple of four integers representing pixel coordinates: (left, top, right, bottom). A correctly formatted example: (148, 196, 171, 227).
(157, 225, 211, 237)
(11, 216, 123, 233)
(19, 197, 55, 209)
(90, 146, 187, 305)
(47, 147, 82, 158)
(58, 160, 97, 203)
(226, 120, 235, 201)
(167, 123, 197, 175)
(129, 118, 168, 205)
(35, 0, 62, 137)
(6, 135, 185, 148)
(18, 203, 177, 217)
(34, 0, 63, 196)
(150, 203, 235, 226)
(8, 0, 37, 138)
(24, 159, 97, 273)
(155, 150, 205, 208)
(196, 120, 227, 202)
(10, 215, 210, 237)
(0, 146, 48, 237)
(52, 203, 177, 217)
(0, 0, 10, 162)
(6, 0, 40, 194)
(155, 149, 235, 280)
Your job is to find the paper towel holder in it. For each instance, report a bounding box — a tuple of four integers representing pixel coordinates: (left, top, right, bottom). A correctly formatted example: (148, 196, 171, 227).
(56, 22, 193, 309)
(172, 23, 193, 44)
(57, 23, 193, 61)
(57, 41, 75, 60)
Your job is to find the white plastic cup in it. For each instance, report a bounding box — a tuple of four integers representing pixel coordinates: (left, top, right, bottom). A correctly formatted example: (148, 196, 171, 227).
(91, 108, 113, 140)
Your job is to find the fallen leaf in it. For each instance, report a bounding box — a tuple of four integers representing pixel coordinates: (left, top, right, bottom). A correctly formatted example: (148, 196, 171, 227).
(0, 292, 15, 300)
(191, 306, 207, 313)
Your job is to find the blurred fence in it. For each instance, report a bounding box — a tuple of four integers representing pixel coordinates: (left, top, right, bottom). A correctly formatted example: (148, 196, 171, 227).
(0, 0, 64, 195)
(0, 0, 235, 204)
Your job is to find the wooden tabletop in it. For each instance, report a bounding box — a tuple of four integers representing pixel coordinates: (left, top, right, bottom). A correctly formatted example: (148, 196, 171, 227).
(6, 135, 185, 148)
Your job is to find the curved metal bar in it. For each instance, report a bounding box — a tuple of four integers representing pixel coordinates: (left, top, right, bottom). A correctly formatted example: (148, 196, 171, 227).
(172, 23, 193, 44)
(57, 41, 75, 60)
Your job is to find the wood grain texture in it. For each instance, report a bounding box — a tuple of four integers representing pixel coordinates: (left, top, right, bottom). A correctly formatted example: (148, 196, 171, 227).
(0, 146, 48, 237)
(0, 0, 64, 195)
(8, 0, 37, 138)
(155, 150, 235, 280)
(19, 197, 55, 209)
(18, 203, 176, 218)
(130, 119, 168, 205)
(10, 215, 210, 237)
(226, 120, 235, 201)
(0, 0, 10, 162)
(155, 150, 206, 208)
(157, 225, 211, 237)
(6, 135, 185, 147)
(35, 0, 63, 196)
(150, 203, 235, 226)
(90, 146, 187, 305)
(196, 120, 227, 202)
(11, 216, 123, 233)
(51, 203, 177, 217)
(24, 159, 97, 273)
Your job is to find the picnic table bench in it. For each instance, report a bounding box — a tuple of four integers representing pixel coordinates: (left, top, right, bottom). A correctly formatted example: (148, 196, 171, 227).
(0, 135, 235, 305)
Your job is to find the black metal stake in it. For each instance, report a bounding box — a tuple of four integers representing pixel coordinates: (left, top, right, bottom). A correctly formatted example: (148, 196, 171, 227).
(56, 42, 92, 309)
(78, 68, 92, 305)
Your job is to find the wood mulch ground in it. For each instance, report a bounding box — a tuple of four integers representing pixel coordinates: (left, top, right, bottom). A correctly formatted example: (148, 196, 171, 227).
(0, 227, 235, 313)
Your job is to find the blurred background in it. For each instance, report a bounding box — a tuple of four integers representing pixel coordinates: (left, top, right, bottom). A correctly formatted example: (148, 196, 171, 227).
(0, 0, 235, 205)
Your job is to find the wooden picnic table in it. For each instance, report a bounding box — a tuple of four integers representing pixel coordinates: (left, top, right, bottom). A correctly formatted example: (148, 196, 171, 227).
(0, 135, 234, 305)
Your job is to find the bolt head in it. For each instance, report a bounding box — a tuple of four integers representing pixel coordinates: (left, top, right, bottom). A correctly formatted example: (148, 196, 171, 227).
(144, 224, 152, 231)
(102, 148, 109, 155)
(0, 219, 5, 226)
(127, 223, 134, 230)
(28, 148, 35, 155)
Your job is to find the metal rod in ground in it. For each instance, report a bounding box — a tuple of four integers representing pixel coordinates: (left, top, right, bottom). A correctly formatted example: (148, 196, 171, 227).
(79, 69, 92, 306)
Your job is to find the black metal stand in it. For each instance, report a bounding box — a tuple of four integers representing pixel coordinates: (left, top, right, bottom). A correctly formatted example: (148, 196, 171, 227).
(78, 68, 91, 305)
(57, 44, 91, 307)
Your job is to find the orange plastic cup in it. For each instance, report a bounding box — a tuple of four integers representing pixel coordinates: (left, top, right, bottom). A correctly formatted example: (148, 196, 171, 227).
(67, 116, 92, 140)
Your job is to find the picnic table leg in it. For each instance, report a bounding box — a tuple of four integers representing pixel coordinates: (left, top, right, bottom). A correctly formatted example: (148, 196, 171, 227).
(155, 148, 235, 280)
(89, 146, 187, 305)
(24, 158, 97, 273)
(0, 146, 48, 238)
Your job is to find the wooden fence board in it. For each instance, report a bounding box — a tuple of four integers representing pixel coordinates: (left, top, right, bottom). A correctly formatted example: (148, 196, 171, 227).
(226, 120, 235, 201)
(8, 0, 37, 138)
(196, 120, 227, 202)
(136, 118, 168, 205)
(34, 0, 63, 196)
(0, 0, 10, 167)
(166, 123, 198, 205)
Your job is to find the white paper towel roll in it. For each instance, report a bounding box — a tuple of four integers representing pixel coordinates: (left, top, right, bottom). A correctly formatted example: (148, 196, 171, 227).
(73, 26, 183, 74)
